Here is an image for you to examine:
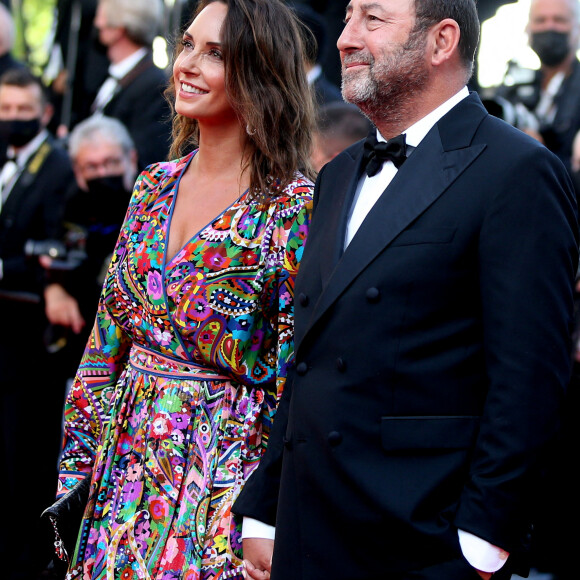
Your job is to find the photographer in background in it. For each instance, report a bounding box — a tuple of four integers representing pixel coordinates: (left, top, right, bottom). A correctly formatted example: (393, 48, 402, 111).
(43, 115, 137, 377)
(496, 0, 580, 175)
(0, 67, 74, 580)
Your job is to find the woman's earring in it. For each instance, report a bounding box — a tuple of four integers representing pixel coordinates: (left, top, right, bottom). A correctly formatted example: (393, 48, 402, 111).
(246, 124, 256, 136)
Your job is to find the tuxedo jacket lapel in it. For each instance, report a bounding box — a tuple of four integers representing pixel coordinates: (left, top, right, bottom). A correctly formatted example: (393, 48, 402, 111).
(0, 139, 53, 223)
(317, 146, 366, 285)
(306, 94, 488, 339)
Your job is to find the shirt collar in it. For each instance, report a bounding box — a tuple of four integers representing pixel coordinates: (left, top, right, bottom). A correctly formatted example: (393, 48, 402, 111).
(307, 64, 322, 85)
(109, 47, 148, 80)
(377, 86, 470, 146)
(7, 129, 49, 166)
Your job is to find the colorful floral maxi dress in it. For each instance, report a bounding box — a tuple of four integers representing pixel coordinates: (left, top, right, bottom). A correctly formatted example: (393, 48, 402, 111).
(57, 152, 313, 580)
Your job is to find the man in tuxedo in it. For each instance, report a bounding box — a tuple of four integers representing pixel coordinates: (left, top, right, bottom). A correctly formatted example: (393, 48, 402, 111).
(0, 68, 74, 579)
(92, 0, 170, 168)
(234, 1, 579, 579)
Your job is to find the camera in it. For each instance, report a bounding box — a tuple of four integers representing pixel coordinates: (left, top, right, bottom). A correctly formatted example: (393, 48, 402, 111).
(24, 239, 67, 259)
(25, 232, 87, 271)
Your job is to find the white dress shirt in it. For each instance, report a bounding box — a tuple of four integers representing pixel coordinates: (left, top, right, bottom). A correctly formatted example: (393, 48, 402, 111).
(345, 87, 469, 247)
(243, 87, 509, 574)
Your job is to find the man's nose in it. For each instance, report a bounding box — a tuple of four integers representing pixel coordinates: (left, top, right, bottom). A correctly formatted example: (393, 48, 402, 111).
(337, 18, 363, 54)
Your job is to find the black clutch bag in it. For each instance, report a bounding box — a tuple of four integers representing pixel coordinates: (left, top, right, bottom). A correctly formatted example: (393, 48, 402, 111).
(41, 476, 91, 563)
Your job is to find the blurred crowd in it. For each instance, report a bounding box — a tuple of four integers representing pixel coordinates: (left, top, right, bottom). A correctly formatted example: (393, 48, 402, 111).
(0, 0, 579, 578)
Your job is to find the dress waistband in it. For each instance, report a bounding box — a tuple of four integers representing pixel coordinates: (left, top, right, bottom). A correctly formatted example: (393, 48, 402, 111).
(129, 344, 229, 380)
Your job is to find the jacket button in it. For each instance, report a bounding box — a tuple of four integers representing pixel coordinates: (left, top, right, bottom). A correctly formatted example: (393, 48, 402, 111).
(328, 431, 342, 447)
(298, 293, 309, 307)
(336, 358, 346, 372)
(366, 287, 380, 303)
(296, 362, 308, 375)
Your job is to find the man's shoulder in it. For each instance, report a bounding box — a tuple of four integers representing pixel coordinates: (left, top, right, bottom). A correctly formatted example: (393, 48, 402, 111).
(125, 59, 168, 89)
(39, 138, 73, 176)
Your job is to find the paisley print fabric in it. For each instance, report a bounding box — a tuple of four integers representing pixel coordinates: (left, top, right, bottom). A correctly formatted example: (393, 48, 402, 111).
(58, 151, 313, 579)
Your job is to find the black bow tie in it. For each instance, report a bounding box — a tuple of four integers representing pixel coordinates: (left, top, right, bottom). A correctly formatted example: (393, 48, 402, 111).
(363, 132, 407, 176)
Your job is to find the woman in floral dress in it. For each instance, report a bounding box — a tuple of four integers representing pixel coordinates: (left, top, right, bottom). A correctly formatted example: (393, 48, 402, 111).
(56, 1, 315, 578)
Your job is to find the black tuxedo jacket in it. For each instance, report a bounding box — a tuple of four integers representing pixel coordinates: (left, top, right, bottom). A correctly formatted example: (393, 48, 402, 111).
(0, 136, 73, 297)
(234, 94, 579, 579)
(313, 72, 342, 107)
(0, 135, 73, 387)
(102, 53, 171, 168)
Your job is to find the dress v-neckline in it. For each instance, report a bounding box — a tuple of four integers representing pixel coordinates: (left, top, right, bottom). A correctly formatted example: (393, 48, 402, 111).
(163, 152, 248, 268)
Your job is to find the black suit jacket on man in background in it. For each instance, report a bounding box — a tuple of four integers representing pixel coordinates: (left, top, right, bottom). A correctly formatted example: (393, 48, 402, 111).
(234, 92, 579, 579)
(0, 135, 75, 577)
(102, 52, 171, 168)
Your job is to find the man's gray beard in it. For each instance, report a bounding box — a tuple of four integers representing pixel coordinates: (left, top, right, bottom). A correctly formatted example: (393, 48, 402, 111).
(341, 28, 429, 126)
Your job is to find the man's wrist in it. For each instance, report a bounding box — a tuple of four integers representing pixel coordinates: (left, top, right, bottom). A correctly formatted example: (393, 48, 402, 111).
(458, 529, 509, 573)
(242, 517, 276, 540)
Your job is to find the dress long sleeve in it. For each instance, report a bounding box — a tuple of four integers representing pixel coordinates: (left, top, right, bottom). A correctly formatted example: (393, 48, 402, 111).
(257, 189, 312, 443)
(56, 170, 151, 496)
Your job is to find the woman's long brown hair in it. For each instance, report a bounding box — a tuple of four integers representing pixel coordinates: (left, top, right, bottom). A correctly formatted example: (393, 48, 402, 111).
(166, 0, 316, 201)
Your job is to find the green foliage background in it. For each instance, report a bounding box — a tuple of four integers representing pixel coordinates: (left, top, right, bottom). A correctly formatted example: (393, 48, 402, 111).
(12, 0, 57, 75)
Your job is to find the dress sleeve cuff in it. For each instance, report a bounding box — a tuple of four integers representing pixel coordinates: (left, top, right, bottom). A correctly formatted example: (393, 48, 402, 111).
(458, 529, 510, 573)
(242, 517, 276, 540)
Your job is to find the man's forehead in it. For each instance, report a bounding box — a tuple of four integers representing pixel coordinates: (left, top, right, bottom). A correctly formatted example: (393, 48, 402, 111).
(530, 0, 577, 18)
(345, 0, 414, 16)
(77, 140, 124, 158)
(0, 84, 42, 105)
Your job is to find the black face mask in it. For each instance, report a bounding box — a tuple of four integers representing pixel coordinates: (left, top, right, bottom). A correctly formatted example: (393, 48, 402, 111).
(530, 30, 570, 67)
(84, 175, 131, 225)
(86, 174, 127, 198)
(0, 118, 41, 148)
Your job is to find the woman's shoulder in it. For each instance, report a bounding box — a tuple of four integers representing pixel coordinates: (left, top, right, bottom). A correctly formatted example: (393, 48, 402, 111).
(130, 152, 195, 204)
(138, 152, 194, 188)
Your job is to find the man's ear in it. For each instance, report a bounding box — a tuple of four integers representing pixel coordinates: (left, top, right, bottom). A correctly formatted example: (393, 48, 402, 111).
(41, 101, 54, 128)
(429, 18, 461, 67)
(74, 166, 89, 191)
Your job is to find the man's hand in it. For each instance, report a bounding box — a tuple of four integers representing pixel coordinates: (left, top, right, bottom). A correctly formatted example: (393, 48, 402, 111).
(243, 538, 274, 580)
(44, 283, 85, 334)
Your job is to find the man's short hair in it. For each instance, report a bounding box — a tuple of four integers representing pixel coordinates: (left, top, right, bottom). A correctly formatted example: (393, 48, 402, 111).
(68, 115, 135, 160)
(316, 101, 371, 143)
(99, 0, 164, 47)
(413, 0, 480, 77)
(0, 67, 49, 107)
